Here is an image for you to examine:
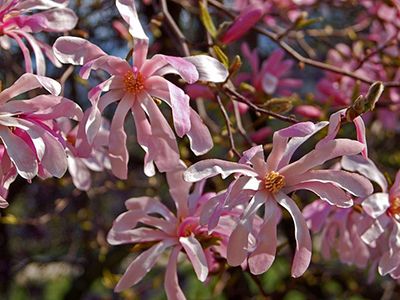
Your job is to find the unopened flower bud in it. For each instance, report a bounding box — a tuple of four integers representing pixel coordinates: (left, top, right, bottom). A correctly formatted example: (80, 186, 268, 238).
(220, 4, 264, 45)
(365, 81, 384, 111)
(229, 55, 242, 77)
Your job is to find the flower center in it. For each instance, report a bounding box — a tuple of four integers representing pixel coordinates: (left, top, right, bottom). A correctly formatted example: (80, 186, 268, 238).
(263, 171, 285, 193)
(123, 70, 144, 94)
(388, 197, 400, 218)
(66, 133, 76, 146)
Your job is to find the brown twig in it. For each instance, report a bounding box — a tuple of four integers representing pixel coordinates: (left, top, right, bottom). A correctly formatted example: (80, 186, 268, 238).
(160, 0, 190, 56)
(216, 95, 241, 158)
(224, 86, 299, 124)
(354, 37, 398, 70)
(207, 0, 400, 88)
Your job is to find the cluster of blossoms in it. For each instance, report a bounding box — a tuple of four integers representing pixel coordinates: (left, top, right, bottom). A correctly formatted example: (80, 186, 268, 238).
(2, 0, 400, 299)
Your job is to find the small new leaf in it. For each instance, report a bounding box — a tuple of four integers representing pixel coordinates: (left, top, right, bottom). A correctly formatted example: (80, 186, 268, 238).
(199, 1, 217, 38)
(213, 45, 229, 68)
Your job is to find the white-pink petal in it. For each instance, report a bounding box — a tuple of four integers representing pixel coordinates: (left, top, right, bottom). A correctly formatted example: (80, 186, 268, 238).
(184, 55, 228, 83)
(248, 199, 280, 274)
(275, 192, 312, 278)
(184, 159, 258, 182)
(0, 127, 38, 180)
(179, 234, 209, 282)
(341, 155, 388, 192)
(53, 36, 106, 65)
(114, 239, 175, 292)
(0, 73, 61, 104)
(362, 193, 390, 218)
(165, 246, 186, 300)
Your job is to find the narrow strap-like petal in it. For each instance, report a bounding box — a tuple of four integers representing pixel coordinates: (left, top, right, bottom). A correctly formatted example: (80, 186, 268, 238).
(17, 118, 67, 178)
(116, 0, 148, 68)
(166, 165, 191, 219)
(285, 169, 373, 198)
(184, 159, 258, 182)
(267, 122, 315, 172)
(131, 101, 156, 176)
(341, 155, 388, 192)
(0, 73, 61, 104)
(275, 192, 312, 278)
(277, 121, 328, 169)
(53, 36, 106, 65)
(140, 94, 181, 173)
(146, 76, 191, 137)
(0, 127, 38, 180)
(362, 193, 390, 218)
(239, 145, 267, 175)
(124, 196, 176, 221)
(184, 55, 228, 83)
(114, 239, 175, 292)
(179, 234, 209, 282)
(285, 181, 353, 208)
(248, 197, 280, 274)
(165, 246, 186, 300)
(67, 155, 91, 191)
(6, 31, 33, 73)
(14, 30, 46, 75)
(280, 139, 365, 178)
(108, 95, 132, 179)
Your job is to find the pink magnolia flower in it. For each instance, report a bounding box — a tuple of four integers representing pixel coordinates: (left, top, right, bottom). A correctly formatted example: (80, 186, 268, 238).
(53, 0, 228, 179)
(184, 121, 373, 277)
(107, 168, 238, 299)
(0, 0, 78, 75)
(220, 4, 264, 45)
(57, 116, 111, 191)
(361, 168, 400, 279)
(239, 43, 302, 97)
(0, 73, 82, 187)
(304, 155, 388, 272)
(0, 146, 17, 208)
(304, 199, 372, 268)
(233, 0, 315, 26)
(294, 105, 322, 119)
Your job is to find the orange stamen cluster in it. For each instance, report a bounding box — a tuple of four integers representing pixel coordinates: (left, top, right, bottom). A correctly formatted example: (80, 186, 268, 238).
(123, 71, 144, 94)
(388, 197, 400, 218)
(264, 171, 286, 194)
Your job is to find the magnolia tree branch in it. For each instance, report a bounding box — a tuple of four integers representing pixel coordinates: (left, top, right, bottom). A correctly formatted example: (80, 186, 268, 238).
(223, 86, 299, 124)
(207, 0, 400, 88)
(216, 95, 241, 158)
(160, 0, 190, 56)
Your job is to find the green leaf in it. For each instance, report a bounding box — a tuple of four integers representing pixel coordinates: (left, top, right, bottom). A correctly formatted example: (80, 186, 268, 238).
(199, 1, 217, 38)
(213, 45, 229, 68)
(295, 17, 322, 30)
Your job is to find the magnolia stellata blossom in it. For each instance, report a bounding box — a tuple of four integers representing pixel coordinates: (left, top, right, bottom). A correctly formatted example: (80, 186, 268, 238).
(220, 4, 264, 45)
(57, 116, 111, 191)
(0, 146, 17, 208)
(0, 73, 82, 203)
(304, 199, 373, 269)
(184, 121, 373, 277)
(294, 105, 322, 119)
(0, 0, 78, 75)
(304, 155, 388, 273)
(233, 0, 316, 26)
(53, 0, 228, 179)
(239, 43, 302, 97)
(107, 168, 239, 299)
(360, 165, 400, 279)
